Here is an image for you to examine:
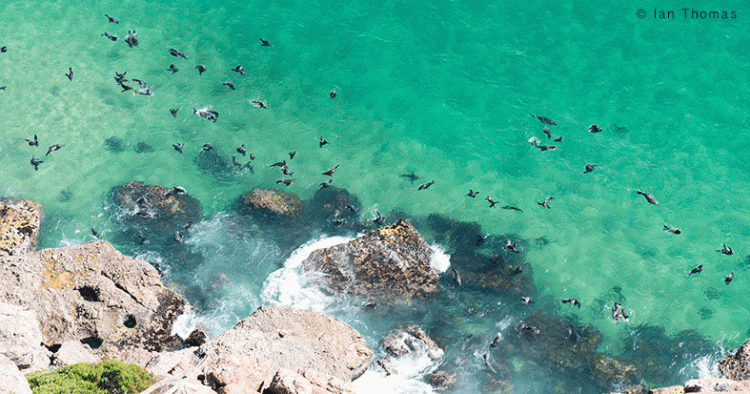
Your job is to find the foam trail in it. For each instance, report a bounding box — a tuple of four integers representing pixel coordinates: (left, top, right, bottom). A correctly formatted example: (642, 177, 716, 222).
(429, 244, 451, 273)
(353, 371, 434, 394)
(260, 235, 353, 310)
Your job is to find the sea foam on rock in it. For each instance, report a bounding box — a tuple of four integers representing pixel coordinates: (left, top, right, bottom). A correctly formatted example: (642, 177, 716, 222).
(301, 219, 440, 299)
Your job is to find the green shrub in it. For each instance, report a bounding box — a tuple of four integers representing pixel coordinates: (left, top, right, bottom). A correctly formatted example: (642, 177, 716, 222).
(26, 360, 155, 394)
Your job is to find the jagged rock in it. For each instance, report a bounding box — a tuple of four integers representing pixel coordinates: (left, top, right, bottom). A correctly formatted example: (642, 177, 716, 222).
(199, 306, 372, 394)
(110, 181, 202, 237)
(428, 370, 456, 388)
(51, 340, 99, 367)
(0, 353, 32, 394)
(719, 340, 750, 380)
(685, 377, 750, 392)
(184, 329, 207, 348)
(0, 198, 43, 257)
(592, 354, 641, 389)
(302, 220, 440, 299)
(0, 304, 50, 372)
(0, 240, 187, 364)
(383, 325, 442, 361)
(237, 189, 304, 219)
(608, 386, 644, 394)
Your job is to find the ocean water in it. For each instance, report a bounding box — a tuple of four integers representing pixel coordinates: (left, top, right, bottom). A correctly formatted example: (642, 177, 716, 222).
(2, 0, 750, 392)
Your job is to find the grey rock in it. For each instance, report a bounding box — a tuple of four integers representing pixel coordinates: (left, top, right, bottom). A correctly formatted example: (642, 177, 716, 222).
(0, 240, 187, 364)
(684, 377, 750, 392)
(52, 340, 99, 367)
(199, 305, 372, 394)
(0, 198, 43, 257)
(0, 304, 50, 373)
(302, 220, 439, 299)
(0, 353, 32, 394)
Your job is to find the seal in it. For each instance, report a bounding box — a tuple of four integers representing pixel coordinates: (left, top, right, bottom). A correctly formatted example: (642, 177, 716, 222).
(276, 178, 296, 186)
(223, 82, 236, 90)
(105, 14, 119, 23)
(588, 124, 602, 133)
(543, 127, 552, 139)
(170, 108, 179, 117)
(172, 142, 184, 153)
(289, 151, 296, 159)
(485, 196, 498, 208)
(467, 190, 479, 198)
(102, 32, 117, 41)
(533, 115, 557, 126)
(451, 268, 462, 286)
(168, 64, 179, 74)
(505, 239, 520, 253)
(124, 30, 138, 47)
(46, 144, 64, 156)
(537, 196, 553, 209)
(319, 135, 328, 147)
(584, 164, 596, 174)
(636, 190, 659, 205)
(716, 244, 733, 255)
(251, 100, 267, 109)
(237, 144, 246, 155)
(232, 65, 245, 75)
(30, 157, 43, 171)
(520, 297, 533, 305)
(688, 264, 703, 276)
(322, 164, 340, 176)
(260, 38, 272, 46)
(663, 224, 681, 234)
(725, 271, 735, 285)
(562, 298, 581, 308)
(26, 134, 39, 146)
(169, 48, 188, 59)
(195, 64, 206, 75)
(65, 67, 73, 81)
(418, 179, 435, 191)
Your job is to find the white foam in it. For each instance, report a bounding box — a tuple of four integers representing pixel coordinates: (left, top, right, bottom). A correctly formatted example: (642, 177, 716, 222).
(429, 244, 451, 273)
(260, 235, 354, 310)
(353, 370, 434, 394)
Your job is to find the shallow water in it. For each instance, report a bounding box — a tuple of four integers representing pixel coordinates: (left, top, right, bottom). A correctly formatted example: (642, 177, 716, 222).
(2, 0, 750, 392)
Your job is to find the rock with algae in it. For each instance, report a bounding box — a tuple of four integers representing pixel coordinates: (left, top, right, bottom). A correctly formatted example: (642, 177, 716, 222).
(0, 198, 43, 257)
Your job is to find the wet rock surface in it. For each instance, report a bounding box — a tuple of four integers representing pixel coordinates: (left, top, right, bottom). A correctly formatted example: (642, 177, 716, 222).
(307, 186, 367, 235)
(0, 198, 43, 257)
(237, 188, 304, 219)
(0, 240, 187, 364)
(111, 181, 202, 235)
(198, 305, 373, 394)
(302, 219, 440, 299)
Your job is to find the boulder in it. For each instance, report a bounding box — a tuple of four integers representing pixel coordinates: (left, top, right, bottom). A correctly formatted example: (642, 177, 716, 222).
(0, 198, 43, 257)
(302, 220, 440, 299)
(306, 187, 366, 235)
(0, 240, 187, 364)
(685, 378, 750, 392)
(0, 353, 32, 394)
(199, 305, 373, 394)
(0, 304, 50, 373)
(51, 340, 99, 367)
(110, 181, 202, 239)
(237, 189, 304, 219)
(719, 340, 750, 380)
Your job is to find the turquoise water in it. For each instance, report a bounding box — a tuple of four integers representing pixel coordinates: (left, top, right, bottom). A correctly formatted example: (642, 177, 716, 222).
(2, 0, 750, 391)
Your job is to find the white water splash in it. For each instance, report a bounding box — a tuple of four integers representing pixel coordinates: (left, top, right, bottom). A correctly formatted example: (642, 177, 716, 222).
(260, 235, 354, 310)
(429, 244, 451, 273)
(353, 370, 434, 394)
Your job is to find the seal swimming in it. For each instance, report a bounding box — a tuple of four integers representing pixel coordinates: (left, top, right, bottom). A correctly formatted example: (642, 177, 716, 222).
(418, 180, 435, 191)
(636, 190, 659, 205)
(169, 48, 188, 59)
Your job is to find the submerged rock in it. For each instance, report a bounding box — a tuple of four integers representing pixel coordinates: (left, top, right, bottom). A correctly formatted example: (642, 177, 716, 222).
(111, 181, 202, 228)
(302, 219, 440, 299)
(0, 198, 43, 257)
(199, 305, 373, 394)
(307, 186, 367, 235)
(237, 189, 304, 219)
(0, 240, 188, 366)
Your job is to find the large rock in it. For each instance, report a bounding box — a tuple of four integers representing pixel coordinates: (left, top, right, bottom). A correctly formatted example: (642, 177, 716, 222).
(0, 240, 187, 364)
(199, 305, 373, 394)
(51, 340, 100, 367)
(719, 340, 750, 380)
(302, 220, 440, 299)
(0, 353, 32, 394)
(110, 181, 202, 239)
(237, 189, 304, 219)
(0, 198, 43, 257)
(0, 304, 50, 372)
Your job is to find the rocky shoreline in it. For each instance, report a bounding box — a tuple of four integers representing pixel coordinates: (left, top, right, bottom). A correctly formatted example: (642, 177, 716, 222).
(4, 195, 750, 394)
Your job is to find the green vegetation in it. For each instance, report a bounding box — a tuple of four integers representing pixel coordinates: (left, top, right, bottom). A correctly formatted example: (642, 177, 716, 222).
(26, 360, 155, 394)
